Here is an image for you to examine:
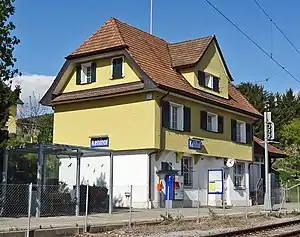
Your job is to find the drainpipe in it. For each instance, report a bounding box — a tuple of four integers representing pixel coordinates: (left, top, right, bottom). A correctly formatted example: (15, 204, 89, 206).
(147, 91, 169, 208)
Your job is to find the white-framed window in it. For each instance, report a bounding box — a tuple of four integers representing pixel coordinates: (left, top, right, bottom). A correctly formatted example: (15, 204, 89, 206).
(236, 121, 246, 143)
(234, 162, 245, 188)
(181, 156, 193, 187)
(111, 56, 124, 79)
(170, 102, 184, 131)
(207, 113, 218, 132)
(205, 73, 213, 89)
(81, 63, 91, 84)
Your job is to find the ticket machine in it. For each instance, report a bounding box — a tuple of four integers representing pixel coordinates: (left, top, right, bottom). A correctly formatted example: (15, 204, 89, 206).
(156, 168, 184, 208)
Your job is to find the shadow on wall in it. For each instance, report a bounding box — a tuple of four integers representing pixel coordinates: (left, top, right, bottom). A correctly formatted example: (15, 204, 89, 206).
(235, 188, 245, 197)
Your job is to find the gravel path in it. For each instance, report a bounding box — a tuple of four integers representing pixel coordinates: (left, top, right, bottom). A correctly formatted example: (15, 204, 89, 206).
(77, 215, 300, 237)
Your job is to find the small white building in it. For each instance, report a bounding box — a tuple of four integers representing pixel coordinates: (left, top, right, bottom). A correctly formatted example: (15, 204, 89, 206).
(59, 151, 251, 208)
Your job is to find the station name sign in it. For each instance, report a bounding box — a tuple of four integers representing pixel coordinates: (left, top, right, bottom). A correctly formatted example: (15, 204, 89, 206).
(90, 136, 109, 148)
(188, 138, 202, 150)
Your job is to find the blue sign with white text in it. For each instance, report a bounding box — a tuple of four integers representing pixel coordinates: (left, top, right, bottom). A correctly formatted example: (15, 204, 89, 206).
(165, 175, 174, 200)
(188, 138, 202, 150)
(90, 137, 109, 148)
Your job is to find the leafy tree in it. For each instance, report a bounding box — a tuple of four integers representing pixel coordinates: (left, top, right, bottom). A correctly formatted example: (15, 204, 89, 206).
(237, 82, 269, 138)
(0, 0, 20, 131)
(276, 119, 300, 182)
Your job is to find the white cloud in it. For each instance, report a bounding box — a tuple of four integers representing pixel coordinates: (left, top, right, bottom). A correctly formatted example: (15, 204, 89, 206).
(11, 74, 55, 104)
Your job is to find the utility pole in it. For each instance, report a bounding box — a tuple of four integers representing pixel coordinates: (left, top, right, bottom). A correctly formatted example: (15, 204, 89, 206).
(263, 111, 273, 211)
(150, 0, 153, 34)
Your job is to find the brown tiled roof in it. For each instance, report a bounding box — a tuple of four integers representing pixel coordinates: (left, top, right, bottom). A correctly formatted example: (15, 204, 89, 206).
(70, 18, 127, 56)
(60, 18, 261, 117)
(168, 36, 214, 68)
(254, 136, 286, 156)
(52, 82, 144, 103)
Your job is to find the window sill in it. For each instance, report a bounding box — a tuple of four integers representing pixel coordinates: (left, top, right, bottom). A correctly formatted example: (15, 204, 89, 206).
(234, 186, 246, 190)
(79, 81, 94, 85)
(233, 140, 250, 145)
(183, 185, 193, 189)
(111, 76, 124, 80)
(202, 85, 220, 93)
(168, 128, 186, 133)
(203, 128, 220, 134)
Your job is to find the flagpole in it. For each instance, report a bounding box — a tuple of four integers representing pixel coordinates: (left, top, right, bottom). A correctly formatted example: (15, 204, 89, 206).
(150, 0, 153, 34)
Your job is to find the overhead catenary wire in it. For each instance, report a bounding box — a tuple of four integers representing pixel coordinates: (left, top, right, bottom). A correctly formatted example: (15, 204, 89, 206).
(203, 0, 300, 85)
(252, 0, 300, 57)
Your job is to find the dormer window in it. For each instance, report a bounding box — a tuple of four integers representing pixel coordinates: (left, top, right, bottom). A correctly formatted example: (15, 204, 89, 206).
(198, 71, 220, 92)
(81, 63, 91, 84)
(112, 57, 124, 79)
(76, 62, 96, 85)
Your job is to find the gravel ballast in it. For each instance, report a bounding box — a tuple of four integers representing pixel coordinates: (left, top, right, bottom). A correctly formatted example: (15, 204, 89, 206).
(76, 214, 300, 237)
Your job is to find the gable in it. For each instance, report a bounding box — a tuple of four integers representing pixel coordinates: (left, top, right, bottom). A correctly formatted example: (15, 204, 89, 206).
(180, 40, 230, 99)
(62, 55, 141, 93)
(41, 17, 261, 118)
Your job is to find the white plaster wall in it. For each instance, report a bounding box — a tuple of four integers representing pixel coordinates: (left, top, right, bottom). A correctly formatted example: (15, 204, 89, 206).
(59, 157, 77, 188)
(151, 151, 251, 207)
(59, 153, 149, 208)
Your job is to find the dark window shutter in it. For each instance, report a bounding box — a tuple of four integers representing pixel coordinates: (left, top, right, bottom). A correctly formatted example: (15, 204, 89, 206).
(246, 123, 253, 144)
(76, 65, 82, 85)
(198, 71, 205, 86)
(213, 76, 220, 92)
(231, 119, 237, 141)
(218, 115, 224, 133)
(91, 62, 96, 83)
(184, 106, 191, 132)
(161, 100, 170, 129)
(200, 111, 207, 130)
(112, 58, 123, 79)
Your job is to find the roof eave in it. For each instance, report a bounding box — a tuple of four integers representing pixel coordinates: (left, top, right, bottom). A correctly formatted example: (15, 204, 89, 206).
(65, 45, 128, 60)
(157, 84, 262, 119)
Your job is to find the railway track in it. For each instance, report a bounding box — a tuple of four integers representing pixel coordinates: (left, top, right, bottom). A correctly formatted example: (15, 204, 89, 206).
(207, 218, 300, 237)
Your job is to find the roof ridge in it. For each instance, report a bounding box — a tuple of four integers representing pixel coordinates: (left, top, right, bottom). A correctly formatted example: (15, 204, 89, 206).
(113, 17, 168, 44)
(169, 35, 215, 45)
(69, 17, 126, 56)
(111, 18, 126, 45)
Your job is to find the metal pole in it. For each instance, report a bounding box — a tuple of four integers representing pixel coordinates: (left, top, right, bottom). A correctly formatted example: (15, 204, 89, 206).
(222, 193, 225, 215)
(197, 185, 200, 224)
(36, 144, 43, 218)
(245, 185, 248, 219)
(84, 182, 89, 233)
(150, 0, 153, 34)
(1, 148, 8, 215)
(129, 185, 133, 227)
(263, 112, 271, 211)
(27, 183, 32, 237)
(43, 154, 47, 192)
(285, 183, 288, 201)
(109, 152, 114, 214)
(297, 186, 300, 208)
(75, 150, 81, 216)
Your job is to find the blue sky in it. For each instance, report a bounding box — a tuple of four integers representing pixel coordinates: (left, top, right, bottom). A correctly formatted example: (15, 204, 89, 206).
(12, 0, 300, 95)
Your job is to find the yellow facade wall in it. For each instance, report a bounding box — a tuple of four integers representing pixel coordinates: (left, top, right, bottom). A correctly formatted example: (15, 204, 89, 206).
(62, 57, 141, 93)
(6, 105, 17, 134)
(53, 93, 160, 150)
(153, 93, 254, 161)
(181, 41, 229, 99)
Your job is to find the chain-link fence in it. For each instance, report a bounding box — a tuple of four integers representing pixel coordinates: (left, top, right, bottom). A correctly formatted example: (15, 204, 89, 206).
(0, 184, 30, 232)
(0, 182, 299, 235)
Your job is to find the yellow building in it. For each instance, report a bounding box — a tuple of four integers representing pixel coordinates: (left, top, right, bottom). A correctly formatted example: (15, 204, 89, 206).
(42, 18, 261, 208)
(5, 98, 24, 136)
